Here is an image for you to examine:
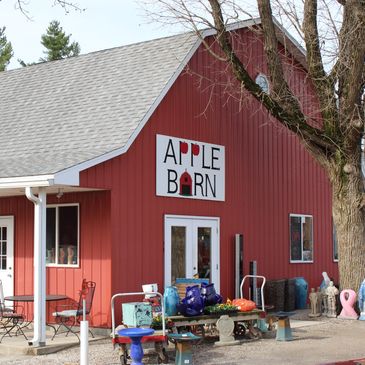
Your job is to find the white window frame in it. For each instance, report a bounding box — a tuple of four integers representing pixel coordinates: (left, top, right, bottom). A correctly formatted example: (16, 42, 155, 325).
(289, 213, 314, 263)
(46, 203, 80, 268)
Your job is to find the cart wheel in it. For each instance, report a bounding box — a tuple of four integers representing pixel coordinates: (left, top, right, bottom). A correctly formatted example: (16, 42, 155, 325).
(157, 348, 169, 364)
(120, 353, 128, 365)
(234, 323, 246, 337)
(119, 345, 129, 365)
(248, 327, 262, 340)
(191, 324, 205, 337)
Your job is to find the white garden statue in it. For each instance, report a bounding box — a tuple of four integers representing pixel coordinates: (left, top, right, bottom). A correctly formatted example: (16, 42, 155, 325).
(308, 288, 320, 317)
(325, 281, 339, 318)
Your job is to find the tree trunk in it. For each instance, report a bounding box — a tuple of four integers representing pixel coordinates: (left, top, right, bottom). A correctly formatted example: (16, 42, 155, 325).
(331, 166, 365, 291)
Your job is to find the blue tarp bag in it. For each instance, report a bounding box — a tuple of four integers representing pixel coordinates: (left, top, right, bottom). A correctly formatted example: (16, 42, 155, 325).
(177, 285, 205, 317)
(200, 282, 222, 306)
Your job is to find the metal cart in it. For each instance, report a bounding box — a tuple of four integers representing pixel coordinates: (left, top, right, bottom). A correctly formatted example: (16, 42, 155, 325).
(235, 274, 267, 338)
(111, 291, 169, 364)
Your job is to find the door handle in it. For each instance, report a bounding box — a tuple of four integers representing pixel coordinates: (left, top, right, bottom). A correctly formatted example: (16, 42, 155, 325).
(7, 274, 12, 278)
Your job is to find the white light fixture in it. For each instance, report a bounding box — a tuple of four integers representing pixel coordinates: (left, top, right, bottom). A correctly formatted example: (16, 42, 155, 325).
(56, 188, 64, 199)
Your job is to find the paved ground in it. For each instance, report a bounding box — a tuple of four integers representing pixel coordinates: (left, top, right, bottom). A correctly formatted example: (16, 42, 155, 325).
(1, 311, 365, 364)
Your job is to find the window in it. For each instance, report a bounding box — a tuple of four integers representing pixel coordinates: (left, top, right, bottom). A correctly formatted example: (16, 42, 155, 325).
(255, 73, 270, 94)
(46, 204, 79, 266)
(290, 214, 313, 262)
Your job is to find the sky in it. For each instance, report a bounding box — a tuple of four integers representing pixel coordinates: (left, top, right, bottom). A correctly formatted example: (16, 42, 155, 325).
(0, 0, 340, 70)
(0, 0, 175, 69)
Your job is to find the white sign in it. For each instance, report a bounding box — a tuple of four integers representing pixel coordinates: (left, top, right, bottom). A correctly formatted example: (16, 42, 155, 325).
(156, 134, 225, 201)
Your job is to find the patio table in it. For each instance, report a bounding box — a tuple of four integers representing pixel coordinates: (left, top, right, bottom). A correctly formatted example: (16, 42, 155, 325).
(4, 294, 69, 343)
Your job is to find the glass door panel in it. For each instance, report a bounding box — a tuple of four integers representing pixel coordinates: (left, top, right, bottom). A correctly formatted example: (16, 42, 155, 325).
(171, 226, 186, 283)
(197, 227, 211, 280)
(0, 217, 14, 299)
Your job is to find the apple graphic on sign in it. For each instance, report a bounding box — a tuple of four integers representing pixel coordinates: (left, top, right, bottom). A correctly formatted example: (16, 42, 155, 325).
(192, 143, 200, 156)
(180, 141, 188, 154)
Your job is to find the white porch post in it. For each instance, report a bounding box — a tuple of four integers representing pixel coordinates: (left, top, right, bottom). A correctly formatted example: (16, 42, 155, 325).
(25, 187, 47, 347)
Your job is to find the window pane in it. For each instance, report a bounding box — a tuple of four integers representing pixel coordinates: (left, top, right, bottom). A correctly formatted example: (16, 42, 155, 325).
(46, 208, 56, 264)
(171, 226, 186, 283)
(2, 227, 6, 240)
(1, 257, 6, 270)
(302, 217, 313, 261)
(290, 216, 302, 261)
(58, 206, 78, 265)
(197, 227, 211, 280)
(1, 241, 6, 255)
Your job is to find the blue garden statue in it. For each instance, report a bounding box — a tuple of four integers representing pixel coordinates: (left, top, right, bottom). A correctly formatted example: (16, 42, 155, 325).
(358, 279, 365, 320)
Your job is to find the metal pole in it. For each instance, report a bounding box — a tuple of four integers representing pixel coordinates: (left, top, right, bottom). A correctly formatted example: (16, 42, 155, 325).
(80, 297, 89, 365)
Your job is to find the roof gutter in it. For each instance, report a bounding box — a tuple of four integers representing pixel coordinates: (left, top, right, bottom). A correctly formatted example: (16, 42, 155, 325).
(0, 170, 80, 190)
(0, 175, 55, 189)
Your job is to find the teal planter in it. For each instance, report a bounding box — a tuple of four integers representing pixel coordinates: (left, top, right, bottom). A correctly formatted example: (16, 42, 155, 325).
(294, 277, 308, 309)
(164, 286, 180, 316)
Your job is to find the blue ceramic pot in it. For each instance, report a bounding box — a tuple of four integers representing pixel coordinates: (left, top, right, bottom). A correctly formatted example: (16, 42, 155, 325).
(294, 277, 308, 309)
(164, 286, 180, 316)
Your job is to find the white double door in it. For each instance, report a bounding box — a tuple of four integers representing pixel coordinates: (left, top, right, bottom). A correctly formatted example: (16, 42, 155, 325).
(164, 215, 220, 292)
(0, 216, 14, 299)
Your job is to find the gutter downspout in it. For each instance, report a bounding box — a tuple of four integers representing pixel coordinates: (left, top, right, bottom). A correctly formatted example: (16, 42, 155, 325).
(25, 187, 47, 347)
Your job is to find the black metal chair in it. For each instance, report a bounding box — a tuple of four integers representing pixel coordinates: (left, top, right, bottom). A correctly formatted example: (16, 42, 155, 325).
(0, 301, 27, 343)
(51, 280, 96, 341)
(0, 279, 13, 314)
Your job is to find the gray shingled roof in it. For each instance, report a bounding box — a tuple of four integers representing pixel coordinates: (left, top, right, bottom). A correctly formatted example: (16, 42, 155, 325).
(0, 32, 198, 179)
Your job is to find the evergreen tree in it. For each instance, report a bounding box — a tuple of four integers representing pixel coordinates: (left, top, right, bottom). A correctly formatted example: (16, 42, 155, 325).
(0, 27, 13, 71)
(40, 20, 80, 61)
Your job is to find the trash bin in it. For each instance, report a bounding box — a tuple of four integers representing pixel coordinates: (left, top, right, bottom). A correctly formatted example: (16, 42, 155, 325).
(284, 278, 296, 311)
(265, 279, 286, 311)
(294, 277, 308, 309)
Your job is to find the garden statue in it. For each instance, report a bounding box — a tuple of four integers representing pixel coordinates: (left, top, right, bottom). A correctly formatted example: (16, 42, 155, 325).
(321, 286, 328, 316)
(359, 279, 365, 320)
(316, 287, 322, 316)
(308, 288, 320, 317)
(320, 272, 331, 290)
(338, 289, 358, 320)
(325, 281, 339, 318)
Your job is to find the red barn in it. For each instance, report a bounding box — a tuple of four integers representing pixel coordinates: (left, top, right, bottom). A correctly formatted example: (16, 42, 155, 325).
(0, 19, 337, 344)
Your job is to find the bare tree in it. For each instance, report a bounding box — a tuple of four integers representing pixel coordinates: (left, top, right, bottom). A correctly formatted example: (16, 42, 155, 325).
(145, 0, 365, 290)
(4, 0, 84, 19)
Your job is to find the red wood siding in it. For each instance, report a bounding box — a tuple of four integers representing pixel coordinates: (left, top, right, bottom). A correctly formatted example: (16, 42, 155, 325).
(0, 191, 111, 327)
(80, 26, 337, 307)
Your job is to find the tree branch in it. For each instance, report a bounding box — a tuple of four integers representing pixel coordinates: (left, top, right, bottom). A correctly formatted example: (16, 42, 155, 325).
(302, 0, 339, 135)
(335, 2, 365, 151)
(207, 0, 335, 155)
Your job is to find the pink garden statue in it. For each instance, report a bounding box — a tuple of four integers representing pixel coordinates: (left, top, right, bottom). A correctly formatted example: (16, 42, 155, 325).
(338, 289, 358, 320)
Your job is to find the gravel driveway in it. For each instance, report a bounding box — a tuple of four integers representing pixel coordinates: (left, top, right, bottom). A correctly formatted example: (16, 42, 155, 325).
(1, 311, 364, 365)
